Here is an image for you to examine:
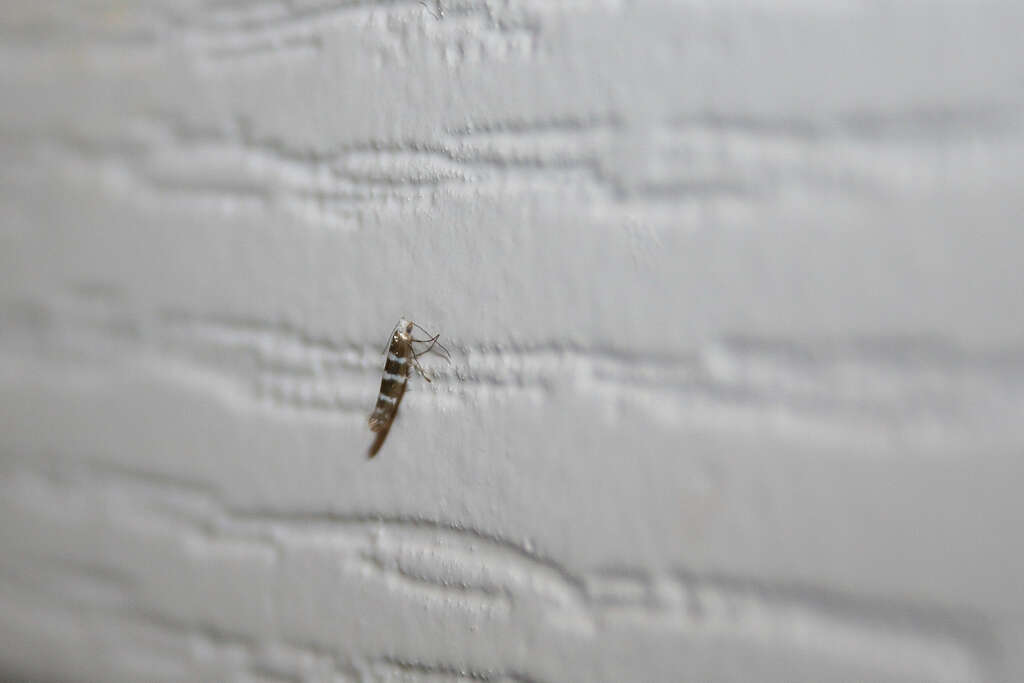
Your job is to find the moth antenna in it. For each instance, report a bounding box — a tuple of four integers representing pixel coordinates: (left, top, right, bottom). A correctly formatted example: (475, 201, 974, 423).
(379, 321, 400, 357)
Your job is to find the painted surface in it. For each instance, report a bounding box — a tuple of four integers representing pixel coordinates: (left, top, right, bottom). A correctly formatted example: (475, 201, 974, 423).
(2, 1, 1024, 681)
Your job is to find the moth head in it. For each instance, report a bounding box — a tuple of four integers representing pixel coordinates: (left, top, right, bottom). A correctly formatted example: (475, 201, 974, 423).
(396, 318, 414, 341)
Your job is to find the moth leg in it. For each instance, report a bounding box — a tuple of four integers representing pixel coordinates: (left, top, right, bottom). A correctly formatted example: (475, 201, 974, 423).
(410, 354, 432, 382)
(411, 334, 439, 357)
(409, 322, 451, 361)
(410, 335, 451, 362)
(412, 336, 452, 381)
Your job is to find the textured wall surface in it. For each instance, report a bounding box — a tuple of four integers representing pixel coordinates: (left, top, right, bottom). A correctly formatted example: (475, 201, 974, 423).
(2, 1, 1024, 681)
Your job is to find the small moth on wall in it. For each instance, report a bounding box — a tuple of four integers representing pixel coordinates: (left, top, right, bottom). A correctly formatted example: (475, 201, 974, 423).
(367, 318, 449, 458)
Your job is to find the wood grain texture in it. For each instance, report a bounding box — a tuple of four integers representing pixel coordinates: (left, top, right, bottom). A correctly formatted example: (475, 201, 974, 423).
(2, 1, 1024, 681)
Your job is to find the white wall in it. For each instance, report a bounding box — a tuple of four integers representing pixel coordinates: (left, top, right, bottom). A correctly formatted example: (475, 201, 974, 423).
(2, 1, 1024, 681)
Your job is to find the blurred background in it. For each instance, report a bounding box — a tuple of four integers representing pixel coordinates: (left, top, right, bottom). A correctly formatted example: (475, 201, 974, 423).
(2, 1, 1024, 681)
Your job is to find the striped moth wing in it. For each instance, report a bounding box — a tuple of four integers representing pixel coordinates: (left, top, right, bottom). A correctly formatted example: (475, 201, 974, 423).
(367, 322, 414, 458)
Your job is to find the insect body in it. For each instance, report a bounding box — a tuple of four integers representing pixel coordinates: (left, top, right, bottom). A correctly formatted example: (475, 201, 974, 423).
(367, 318, 449, 458)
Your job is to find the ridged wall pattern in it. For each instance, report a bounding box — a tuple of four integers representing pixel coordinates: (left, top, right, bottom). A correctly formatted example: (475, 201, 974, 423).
(2, 1, 1024, 681)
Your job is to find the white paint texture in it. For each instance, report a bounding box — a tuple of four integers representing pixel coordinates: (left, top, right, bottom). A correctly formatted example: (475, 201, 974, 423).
(2, 1, 1024, 681)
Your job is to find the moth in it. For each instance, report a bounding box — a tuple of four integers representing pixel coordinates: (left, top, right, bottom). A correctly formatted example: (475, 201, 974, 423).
(367, 318, 450, 458)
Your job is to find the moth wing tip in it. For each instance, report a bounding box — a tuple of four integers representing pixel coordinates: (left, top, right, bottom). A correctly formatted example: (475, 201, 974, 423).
(368, 424, 390, 458)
